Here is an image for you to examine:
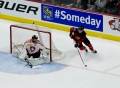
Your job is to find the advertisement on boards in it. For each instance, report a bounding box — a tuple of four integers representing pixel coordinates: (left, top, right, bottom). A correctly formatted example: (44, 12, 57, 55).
(103, 16, 120, 36)
(41, 4, 103, 32)
(0, 0, 41, 20)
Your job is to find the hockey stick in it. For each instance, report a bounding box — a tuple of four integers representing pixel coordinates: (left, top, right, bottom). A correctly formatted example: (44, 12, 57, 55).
(77, 47, 87, 67)
(24, 58, 33, 68)
(12, 42, 21, 53)
(24, 58, 41, 69)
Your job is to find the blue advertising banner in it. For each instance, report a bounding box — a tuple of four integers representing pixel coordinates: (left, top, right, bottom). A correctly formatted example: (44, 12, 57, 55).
(41, 4, 103, 32)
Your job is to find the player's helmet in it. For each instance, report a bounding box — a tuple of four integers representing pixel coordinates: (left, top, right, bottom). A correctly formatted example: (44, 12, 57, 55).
(78, 26, 84, 30)
(32, 35, 38, 39)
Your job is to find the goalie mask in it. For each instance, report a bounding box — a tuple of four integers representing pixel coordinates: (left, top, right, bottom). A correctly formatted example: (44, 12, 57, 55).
(32, 35, 38, 39)
(32, 35, 38, 43)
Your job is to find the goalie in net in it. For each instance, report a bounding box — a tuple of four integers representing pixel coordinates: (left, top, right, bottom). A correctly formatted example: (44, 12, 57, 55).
(13, 35, 50, 66)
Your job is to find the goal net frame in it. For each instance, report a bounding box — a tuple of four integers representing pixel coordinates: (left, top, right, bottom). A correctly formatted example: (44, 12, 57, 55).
(10, 25, 53, 62)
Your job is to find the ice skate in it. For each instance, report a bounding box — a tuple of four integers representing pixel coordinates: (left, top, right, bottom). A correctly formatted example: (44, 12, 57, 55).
(92, 50, 97, 53)
(84, 47, 88, 52)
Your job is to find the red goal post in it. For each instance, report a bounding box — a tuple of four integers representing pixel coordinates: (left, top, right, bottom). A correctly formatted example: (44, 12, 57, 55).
(10, 24, 64, 61)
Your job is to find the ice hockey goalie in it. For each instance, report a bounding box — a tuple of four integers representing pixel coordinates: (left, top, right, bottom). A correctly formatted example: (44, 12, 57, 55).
(13, 35, 50, 66)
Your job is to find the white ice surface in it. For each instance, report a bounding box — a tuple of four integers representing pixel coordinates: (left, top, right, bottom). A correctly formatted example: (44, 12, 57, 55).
(0, 19, 120, 88)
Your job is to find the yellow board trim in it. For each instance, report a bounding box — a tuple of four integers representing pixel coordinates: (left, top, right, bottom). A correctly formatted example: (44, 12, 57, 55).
(0, 13, 120, 42)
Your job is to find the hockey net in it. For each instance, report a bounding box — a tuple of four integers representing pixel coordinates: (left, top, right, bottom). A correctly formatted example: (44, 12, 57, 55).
(10, 23, 65, 61)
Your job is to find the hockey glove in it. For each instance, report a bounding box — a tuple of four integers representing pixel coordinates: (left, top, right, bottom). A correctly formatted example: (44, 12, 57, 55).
(74, 43, 78, 48)
(69, 34, 74, 39)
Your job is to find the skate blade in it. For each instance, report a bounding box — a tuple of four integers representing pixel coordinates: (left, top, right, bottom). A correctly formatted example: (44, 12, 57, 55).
(32, 65, 41, 69)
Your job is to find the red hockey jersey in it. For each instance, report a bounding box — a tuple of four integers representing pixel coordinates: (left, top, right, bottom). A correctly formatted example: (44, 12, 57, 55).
(69, 27, 86, 43)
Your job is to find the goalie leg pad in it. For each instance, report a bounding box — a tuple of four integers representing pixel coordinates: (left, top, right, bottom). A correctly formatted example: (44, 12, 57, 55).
(43, 51, 50, 63)
(44, 57, 50, 63)
(27, 56, 50, 66)
(28, 57, 45, 66)
(18, 52, 27, 61)
(12, 51, 20, 58)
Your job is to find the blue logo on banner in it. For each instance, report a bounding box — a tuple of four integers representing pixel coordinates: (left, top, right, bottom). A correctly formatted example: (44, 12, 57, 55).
(41, 4, 103, 32)
(43, 6, 53, 20)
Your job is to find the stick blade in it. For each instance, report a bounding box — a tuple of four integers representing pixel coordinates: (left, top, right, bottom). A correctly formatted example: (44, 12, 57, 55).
(32, 65, 41, 69)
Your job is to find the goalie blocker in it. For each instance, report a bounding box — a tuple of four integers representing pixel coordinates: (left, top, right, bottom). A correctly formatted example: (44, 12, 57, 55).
(13, 35, 50, 66)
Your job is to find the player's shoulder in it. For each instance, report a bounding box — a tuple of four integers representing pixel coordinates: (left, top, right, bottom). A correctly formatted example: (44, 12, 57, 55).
(37, 40, 44, 46)
(24, 39, 32, 43)
(70, 27, 77, 31)
(70, 27, 75, 30)
(70, 26, 78, 29)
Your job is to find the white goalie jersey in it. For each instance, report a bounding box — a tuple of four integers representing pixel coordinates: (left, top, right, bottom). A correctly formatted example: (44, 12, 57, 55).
(13, 39, 50, 66)
(23, 39, 45, 54)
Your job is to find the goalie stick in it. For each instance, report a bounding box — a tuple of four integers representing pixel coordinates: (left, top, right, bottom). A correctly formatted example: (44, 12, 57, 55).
(12, 42, 41, 69)
(12, 42, 21, 53)
(24, 58, 33, 68)
(24, 58, 41, 69)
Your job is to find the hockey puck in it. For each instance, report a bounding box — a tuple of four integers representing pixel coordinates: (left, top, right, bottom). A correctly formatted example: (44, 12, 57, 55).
(85, 65, 87, 67)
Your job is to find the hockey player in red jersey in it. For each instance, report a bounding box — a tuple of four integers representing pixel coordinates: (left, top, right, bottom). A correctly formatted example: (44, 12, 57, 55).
(69, 26, 97, 53)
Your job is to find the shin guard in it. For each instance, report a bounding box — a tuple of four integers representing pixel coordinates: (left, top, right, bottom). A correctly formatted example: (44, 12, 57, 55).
(79, 46, 85, 50)
(87, 43, 94, 51)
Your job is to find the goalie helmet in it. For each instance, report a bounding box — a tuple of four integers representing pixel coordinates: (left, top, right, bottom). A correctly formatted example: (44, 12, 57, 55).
(32, 35, 38, 39)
